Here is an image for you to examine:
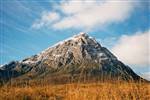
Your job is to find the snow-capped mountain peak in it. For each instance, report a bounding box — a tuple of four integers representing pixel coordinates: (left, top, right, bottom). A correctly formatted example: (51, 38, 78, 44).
(0, 32, 146, 83)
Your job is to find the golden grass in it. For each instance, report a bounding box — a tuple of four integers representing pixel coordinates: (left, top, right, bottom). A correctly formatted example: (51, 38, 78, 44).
(0, 82, 150, 100)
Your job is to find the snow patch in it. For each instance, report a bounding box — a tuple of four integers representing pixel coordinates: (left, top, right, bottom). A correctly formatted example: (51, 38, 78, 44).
(22, 60, 36, 64)
(53, 54, 61, 57)
(0, 65, 3, 67)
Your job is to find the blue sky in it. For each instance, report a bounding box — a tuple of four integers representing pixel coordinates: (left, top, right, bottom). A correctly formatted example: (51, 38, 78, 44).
(0, 0, 149, 79)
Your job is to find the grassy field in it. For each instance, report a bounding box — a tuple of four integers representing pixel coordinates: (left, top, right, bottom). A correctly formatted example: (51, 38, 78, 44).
(0, 82, 149, 100)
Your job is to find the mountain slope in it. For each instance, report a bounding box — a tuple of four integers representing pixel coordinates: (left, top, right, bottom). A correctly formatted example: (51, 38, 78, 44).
(0, 32, 146, 84)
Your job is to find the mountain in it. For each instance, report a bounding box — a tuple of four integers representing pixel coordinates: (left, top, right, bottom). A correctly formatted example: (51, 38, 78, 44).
(0, 32, 146, 85)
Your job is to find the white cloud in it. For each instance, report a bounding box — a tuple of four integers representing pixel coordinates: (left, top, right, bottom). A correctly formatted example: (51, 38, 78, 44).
(112, 30, 150, 67)
(32, 11, 60, 29)
(32, 0, 138, 30)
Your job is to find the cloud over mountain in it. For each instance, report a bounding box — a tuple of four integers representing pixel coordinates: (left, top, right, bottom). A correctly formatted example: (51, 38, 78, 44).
(32, 0, 138, 30)
(112, 30, 150, 67)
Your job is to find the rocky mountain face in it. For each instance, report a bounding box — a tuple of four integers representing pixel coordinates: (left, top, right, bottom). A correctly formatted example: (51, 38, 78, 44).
(0, 32, 145, 84)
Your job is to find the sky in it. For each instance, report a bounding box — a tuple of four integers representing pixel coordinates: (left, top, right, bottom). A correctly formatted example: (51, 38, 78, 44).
(0, 0, 149, 80)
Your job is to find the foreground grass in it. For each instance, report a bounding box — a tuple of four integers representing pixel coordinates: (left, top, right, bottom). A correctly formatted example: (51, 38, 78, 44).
(0, 82, 149, 100)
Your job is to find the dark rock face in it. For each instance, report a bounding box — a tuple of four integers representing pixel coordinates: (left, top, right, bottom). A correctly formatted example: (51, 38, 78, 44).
(0, 32, 146, 84)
